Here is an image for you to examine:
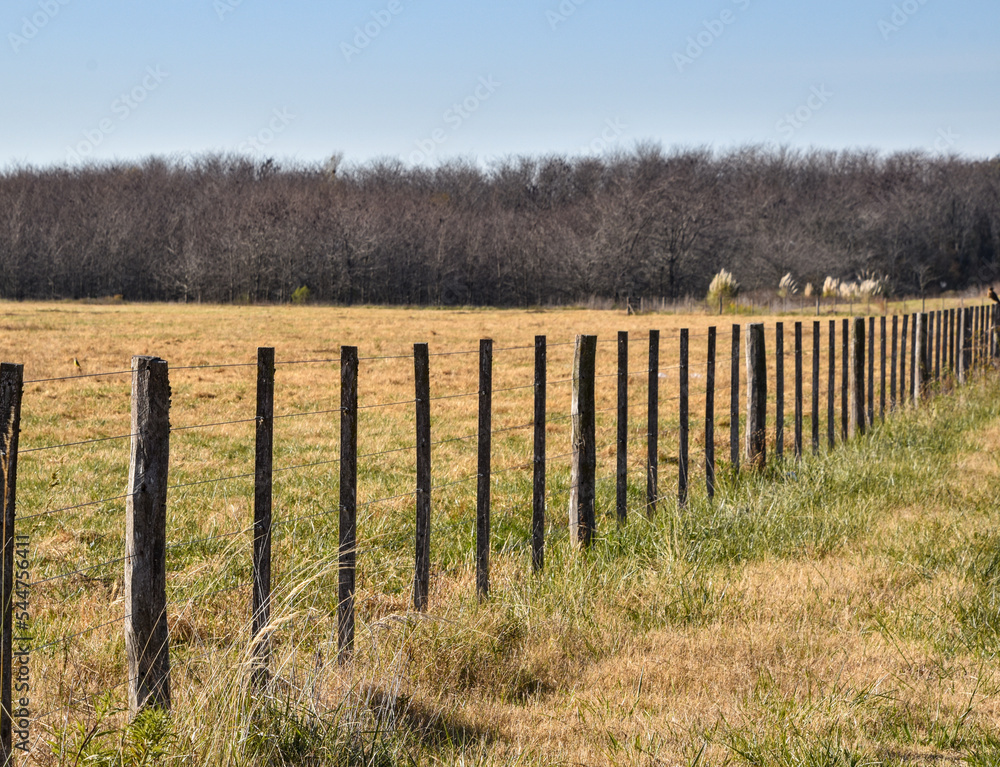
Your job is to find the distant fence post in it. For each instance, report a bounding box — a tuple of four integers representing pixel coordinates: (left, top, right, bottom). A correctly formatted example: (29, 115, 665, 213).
(775, 322, 784, 460)
(705, 327, 716, 499)
(794, 322, 803, 460)
(841, 318, 849, 440)
(413, 343, 431, 610)
(948, 308, 956, 375)
(251, 347, 274, 686)
(914, 313, 928, 404)
(960, 308, 972, 383)
(570, 335, 597, 549)
(849, 319, 865, 438)
(867, 316, 875, 426)
(890, 315, 898, 410)
(647, 330, 659, 515)
(1, 362, 24, 762)
(125, 355, 171, 715)
(532, 335, 546, 571)
(900, 314, 908, 403)
(880, 316, 887, 421)
(934, 310, 942, 381)
(812, 321, 820, 454)
(476, 339, 493, 598)
(731, 325, 740, 471)
(910, 313, 918, 401)
(337, 346, 358, 663)
(827, 320, 835, 447)
(678, 329, 689, 506)
(616, 332, 627, 524)
(745, 324, 767, 471)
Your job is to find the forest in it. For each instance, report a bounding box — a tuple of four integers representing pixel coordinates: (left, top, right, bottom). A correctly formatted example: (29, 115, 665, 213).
(1, 145, 998, 305)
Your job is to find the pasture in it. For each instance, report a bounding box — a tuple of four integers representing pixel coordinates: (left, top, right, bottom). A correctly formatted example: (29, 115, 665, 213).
(2, 300, 999, 766)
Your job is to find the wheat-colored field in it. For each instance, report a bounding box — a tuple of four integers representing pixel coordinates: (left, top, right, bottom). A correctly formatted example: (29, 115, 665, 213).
(2, 299, 998, 766)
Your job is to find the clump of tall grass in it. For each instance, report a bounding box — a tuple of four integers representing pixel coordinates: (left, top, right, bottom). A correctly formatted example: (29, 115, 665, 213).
(707, 269, 740, 307)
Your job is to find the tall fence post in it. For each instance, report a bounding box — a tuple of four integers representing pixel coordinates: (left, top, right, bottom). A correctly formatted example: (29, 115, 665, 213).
(413, 343, 431, 610)
(914, 314, 928, 404)
(647, 330, 659, 515)
(775, 322, 784, 460)
(476, 339, 492, 598)
(532, 335, 546, 571)
(678, 329, 689, 506)
(849, 319, 865, 438)
(812, 321, 820, 455)
(867, 316, 875, 426)
(337, 346, 358, 663)
(960, 308, 972, 383)
(900, 314, 908, 403)
(909, 313, 918, 401)
(794, 322, 803, 461)
(251, 347, 274, 686)
(891, 315, 898, 410)
(0, 363, 24, 762)
(827, 320, 835, 448)
(616, 332, 627, 524)
(570, 335, 597, 549)
(125, 355, 171, 714)
(934, 310, 942, 381)
(841, 318, 849, 440)
(705, 327, 716, 499)
(745, 324, 767, 471)
(948, 308, 956, 375)
(880, 316, 887, 421)
(731, 325, 740, 471)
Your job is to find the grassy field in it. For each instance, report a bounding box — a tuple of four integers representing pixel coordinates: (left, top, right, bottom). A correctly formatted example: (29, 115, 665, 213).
(2, 299, 999, 766)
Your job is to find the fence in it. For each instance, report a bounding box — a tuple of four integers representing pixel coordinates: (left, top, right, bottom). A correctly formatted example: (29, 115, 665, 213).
(0, 303, 997, 760)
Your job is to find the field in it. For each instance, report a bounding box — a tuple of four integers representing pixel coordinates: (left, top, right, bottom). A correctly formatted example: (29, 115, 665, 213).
(2, 300, 999, 766)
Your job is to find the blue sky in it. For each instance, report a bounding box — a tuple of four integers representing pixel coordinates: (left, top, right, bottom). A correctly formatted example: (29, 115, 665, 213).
(3, 0, 998, 169)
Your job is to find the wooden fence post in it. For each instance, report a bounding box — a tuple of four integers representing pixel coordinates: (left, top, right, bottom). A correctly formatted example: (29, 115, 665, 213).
(960, 308, 972, 383)
(812, 321, 820, 455)
(867, 317, 875, 426)
(900, 314, 908, 404)
(647, 330, 659, 515)
(745, 324, 767, 471)
(910, 313, 918, 401)
(126, 356, 171, 714)
(251, 347, 274, 686)
(706, 327, 716, 499)
(413, 343, 431, 610)
(880, 316, 887, 422)
(827, 320, 835, 447)
(914, 314, 928, 404)
(477, 339, 492, 597)
(794, 322, 803, 461)
(731, 325, 740, 471)
(532, 335, 546, 571)
(775, 322, 784, 460)
(934, 310, 942, 381)
(841, 318, 849, 440)
(616, 332, 627, 524)
(678, 329, 689, 506)
(948, 308, 956, 375)
(338, 346, 358, 663)
(0, 362, 24, 762)
(891, 315, 898, 410)
(849, 319, 865, 438)
(570, 335, 597, 548)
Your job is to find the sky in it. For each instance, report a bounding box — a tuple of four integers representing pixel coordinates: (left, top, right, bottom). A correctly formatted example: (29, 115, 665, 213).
(2, 0, 999, 170)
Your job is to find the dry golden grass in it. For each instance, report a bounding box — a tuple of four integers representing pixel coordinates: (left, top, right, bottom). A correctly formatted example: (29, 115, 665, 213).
(2, 299, 999, 766)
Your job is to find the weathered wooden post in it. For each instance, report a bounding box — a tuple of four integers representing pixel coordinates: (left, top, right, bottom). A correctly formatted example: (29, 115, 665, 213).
(880, 316, 887, 421)
(775, 322, 784, 459)
(934, 310, 942, 380)
(647, 330, 659, 515)
(678, 329, 689, 506)
(867, 316, 875, 426)
(125, 356, 171, 714)
(338, 346, 358, 663)
(532, 335, 546, 571)
(705, 327, 716, 499)
(909, 313, 918, 400)
(890, 315, 898, 410)
(251, 347, 274, 686)
(477, 339, 492, 597)
(827, 320, 835, 447)
(849, 319, 865, 438)
(745, 324, 767, 471)
(731, 325, 740, 470)
(914, 314, 928, 404)
(0, 363, 24, 761)
(616, 332, 627, 524)
(960, 308, 972, 383)
(413, 343, 431, 610)
(570, 335, 597, 548)
(794, 322, 803, 460)
(841, 318, 849, 439)
(900, 314, 908, 404)
(812, 321, 820, 454)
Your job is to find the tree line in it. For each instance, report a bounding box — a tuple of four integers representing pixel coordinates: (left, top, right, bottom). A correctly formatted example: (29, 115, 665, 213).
(1, 145, 998, 305)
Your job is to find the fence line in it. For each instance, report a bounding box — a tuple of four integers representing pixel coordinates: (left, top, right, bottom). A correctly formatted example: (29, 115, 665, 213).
(2, 305, 999, 750)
